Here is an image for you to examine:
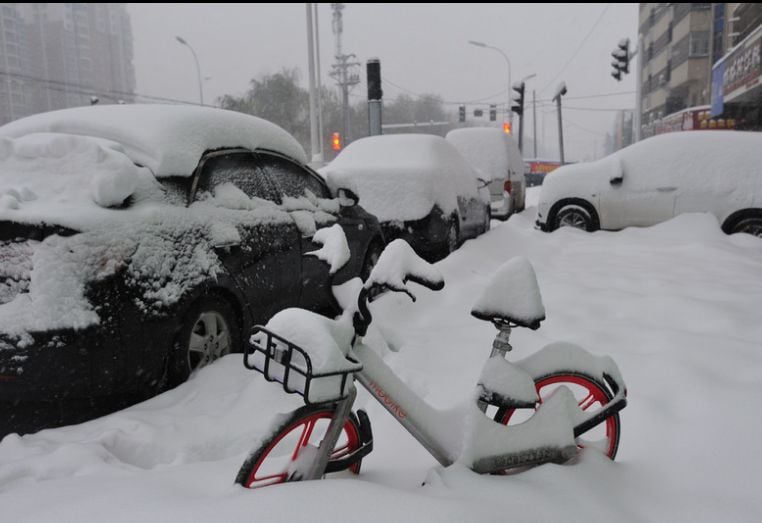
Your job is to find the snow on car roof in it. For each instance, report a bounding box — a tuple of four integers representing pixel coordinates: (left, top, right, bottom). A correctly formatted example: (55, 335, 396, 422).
(0, 104, 308, 176)
(542, 130, 762, 204)
(446, 128, 519, 182)
(0, 132, 166, 229)
(320, 134, 478, 222)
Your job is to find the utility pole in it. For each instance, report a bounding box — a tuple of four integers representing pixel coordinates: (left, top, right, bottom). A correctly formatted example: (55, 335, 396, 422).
(553, 82, 567, 165)
(532, 90, 537, 158)
(330, 3, 360, 145)
(313, 3, 324, 162)
(306, 4, 320, 163)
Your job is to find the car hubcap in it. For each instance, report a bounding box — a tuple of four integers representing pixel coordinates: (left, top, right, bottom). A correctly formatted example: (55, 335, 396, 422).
(187, 311, 231, 371)
(559, 211, 588, 229)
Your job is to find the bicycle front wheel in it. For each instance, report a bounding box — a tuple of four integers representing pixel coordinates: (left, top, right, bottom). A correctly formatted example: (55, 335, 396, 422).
(236, 404, 363, 489)
(495, 371, 621, 460)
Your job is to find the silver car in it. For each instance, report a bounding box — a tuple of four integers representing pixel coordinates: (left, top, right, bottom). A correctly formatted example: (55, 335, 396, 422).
(446, 127, 525, 220)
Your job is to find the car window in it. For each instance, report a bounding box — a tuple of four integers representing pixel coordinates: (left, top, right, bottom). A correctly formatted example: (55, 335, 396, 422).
(257, 153, 330, 201)
(194, 152, 276, 201)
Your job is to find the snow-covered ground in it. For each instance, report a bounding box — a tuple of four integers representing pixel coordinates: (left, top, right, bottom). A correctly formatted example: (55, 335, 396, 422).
(2, 187, 762, 522)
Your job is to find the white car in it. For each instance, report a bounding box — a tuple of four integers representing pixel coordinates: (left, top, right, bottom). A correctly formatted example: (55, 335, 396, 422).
(446, 127, 525, 220)
(536, 131, 762, 237)
(320, 134, 490, 261)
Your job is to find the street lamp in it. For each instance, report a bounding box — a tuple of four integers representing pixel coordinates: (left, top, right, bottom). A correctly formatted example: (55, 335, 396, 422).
(175, 35, 204, 106)
(468, 40, 511, 125)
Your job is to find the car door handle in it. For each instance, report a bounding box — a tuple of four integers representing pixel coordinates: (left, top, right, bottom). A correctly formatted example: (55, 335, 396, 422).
(657, 186, 677, 192)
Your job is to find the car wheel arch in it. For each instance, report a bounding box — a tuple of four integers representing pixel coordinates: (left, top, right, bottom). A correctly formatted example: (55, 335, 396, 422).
(548, 198, 600, 231)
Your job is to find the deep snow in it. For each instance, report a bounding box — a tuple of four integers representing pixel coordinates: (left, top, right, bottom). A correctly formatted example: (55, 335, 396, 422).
(2, 187, 762, 522)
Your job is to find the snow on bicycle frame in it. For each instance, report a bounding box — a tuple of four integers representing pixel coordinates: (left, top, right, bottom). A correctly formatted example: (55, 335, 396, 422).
(245, 224, 362, 404)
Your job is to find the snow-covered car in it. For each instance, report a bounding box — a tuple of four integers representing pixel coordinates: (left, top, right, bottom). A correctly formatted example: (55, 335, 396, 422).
(446, 127, 525, 220)
(536, 131, 762, 236)
(320, 134, 490, 262)
(0, 104, 383, 436)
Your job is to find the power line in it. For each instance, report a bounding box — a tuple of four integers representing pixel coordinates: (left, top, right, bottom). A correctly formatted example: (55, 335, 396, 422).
(540, 3, 611, 94)
(0, 69, 202, 106)
(563, 105, 634, 112)
(382, 76, 508, 106)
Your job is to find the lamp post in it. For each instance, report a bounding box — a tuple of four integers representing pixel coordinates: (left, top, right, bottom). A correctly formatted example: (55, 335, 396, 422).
(553, 82, 568, 165)
(175, 35, 204, 106)
(468, 40, 511, 125)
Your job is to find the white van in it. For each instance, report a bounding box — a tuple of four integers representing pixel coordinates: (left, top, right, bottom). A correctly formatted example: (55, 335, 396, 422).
(446, 127, 525, 220)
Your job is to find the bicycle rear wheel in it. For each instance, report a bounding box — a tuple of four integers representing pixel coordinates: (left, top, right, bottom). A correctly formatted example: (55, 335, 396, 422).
(236, 404, 363, 489)
(495, 371, 621, 460)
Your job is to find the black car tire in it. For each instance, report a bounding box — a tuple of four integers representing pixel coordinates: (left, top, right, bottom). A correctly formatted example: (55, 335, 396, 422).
(167, 294, 241, 388)
(729, 215, 762, 237)
(553, 205, 596, 232)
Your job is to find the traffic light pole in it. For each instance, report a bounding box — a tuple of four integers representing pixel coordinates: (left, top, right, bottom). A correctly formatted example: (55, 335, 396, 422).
(367, 58, 382, 136)
(511, 81, 525, 152)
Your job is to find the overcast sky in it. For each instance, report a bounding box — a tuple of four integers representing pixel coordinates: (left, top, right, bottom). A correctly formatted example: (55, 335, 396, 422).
(128, 3, 638, 161)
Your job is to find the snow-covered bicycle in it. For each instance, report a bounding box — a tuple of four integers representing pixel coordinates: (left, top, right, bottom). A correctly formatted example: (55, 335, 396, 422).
(235, 225, 627, 488)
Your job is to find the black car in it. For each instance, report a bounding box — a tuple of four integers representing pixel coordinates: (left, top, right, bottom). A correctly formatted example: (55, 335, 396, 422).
(0, 104, 383, 436)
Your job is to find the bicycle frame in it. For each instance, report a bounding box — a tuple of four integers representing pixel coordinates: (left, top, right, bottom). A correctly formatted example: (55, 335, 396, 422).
(350, 335, 627, 473)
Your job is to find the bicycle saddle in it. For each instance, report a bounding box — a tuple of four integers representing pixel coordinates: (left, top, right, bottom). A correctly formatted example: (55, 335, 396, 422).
(470, 256, 546, 330)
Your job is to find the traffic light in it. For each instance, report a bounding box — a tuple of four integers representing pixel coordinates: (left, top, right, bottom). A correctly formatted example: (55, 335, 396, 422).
(503, 121, 511, 134)
(331, 132, 342, 151)
(459, 105, 466, 122)
(511, 82, 525, 117)
(611, 38, 630, 82)
(489, 104, 497, 121)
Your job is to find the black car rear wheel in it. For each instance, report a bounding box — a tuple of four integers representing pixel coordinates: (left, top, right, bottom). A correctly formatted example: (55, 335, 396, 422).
(168, 295, 241, 387)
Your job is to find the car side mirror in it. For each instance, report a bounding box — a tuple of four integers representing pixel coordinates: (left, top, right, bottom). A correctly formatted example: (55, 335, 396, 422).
(610, 175, 623, 186)
(337, 187, 359, 208)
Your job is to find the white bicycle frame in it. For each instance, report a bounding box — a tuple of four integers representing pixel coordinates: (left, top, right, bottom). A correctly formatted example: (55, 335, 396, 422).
(344, 332, 626, 473)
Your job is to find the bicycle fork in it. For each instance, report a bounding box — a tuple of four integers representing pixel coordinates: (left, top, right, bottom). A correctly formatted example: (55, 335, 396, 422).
(304, 387, 358, 481)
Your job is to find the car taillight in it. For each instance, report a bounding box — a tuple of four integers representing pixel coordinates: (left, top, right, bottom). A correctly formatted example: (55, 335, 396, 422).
(503, 180, 512, 194)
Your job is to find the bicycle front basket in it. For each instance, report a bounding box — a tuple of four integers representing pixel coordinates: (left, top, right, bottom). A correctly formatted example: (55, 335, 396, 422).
(244, 326, 362, 404)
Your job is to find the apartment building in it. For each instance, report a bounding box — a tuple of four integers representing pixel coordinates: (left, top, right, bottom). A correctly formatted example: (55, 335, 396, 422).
(0, 3, 135, 126)
(639, 3, 714, 136)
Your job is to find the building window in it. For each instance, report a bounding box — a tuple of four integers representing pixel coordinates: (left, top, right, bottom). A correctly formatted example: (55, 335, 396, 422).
(648, 42, 653, 60)
(689, 31, 710, 57)
(666, 59, 671, 83)
(667, 21, 673, 43)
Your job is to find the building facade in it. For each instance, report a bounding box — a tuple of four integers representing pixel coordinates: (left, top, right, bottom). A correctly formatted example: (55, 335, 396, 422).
(0, 3, 135, 126)
(710, 3, 762, 130)
(639, 3, 715, 137)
